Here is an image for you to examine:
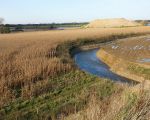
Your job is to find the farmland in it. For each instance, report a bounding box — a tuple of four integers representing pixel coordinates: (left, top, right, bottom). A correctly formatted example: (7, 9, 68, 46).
(0, 26, 150, 119)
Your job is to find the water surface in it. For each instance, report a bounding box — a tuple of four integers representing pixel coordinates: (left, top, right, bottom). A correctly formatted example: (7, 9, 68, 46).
(147, 23, 150, 26)
(138, 58, 150, 63)
(74, 49, 136, 84)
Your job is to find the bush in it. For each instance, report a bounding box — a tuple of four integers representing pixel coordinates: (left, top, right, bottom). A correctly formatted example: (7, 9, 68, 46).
(0, 25, 11, 33)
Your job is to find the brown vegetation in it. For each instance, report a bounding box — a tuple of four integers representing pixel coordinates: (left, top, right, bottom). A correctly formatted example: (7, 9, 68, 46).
(97, 49, 149, 81)
(99, 35, 150, 65)
(0, 27, 150, 119)
(97, 35, 150, 82)
(65, 86, 150, 120)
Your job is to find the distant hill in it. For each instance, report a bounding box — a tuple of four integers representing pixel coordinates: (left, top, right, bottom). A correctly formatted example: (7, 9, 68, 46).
(86, 18, 142, 28)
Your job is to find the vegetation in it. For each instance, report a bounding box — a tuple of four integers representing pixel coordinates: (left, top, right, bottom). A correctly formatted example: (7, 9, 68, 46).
(0, 18, 10, 34)
(65, 88, 150, 120)
(0, 25, 11, 33)
(5, 22, 88, 33)
(99, 35, 150, 64)
(0, 18, 4, 24)
(0, 27, 150, 119)
(135, 20, 150, 26)
(0, 19, 88, 33)
(0, 70, 120, 120)
(98, 35, 150, 82)
(20, 22, 88, 29)
(128, 64, 150, 80)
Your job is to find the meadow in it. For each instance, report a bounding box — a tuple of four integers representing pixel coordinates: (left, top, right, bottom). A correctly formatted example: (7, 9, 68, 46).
(0, 26, 150, 119)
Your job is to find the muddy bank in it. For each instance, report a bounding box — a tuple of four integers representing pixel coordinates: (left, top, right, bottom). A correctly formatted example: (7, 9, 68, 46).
(97, 49, 149, 82)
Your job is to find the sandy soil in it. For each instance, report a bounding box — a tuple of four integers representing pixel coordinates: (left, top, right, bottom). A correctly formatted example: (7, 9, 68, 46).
(86, 18, 141, 28)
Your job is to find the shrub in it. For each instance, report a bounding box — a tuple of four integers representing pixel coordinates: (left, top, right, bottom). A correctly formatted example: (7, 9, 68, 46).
(0, 25, 11, 33)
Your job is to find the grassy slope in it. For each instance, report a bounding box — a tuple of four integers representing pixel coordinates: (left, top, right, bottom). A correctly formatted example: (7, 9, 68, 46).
(97, 39, 150, 82)
(0, 70, 119, 120)
(128, 64, 150, 80)
(65, 89, 135, 120)
(98, 35, 150, 65)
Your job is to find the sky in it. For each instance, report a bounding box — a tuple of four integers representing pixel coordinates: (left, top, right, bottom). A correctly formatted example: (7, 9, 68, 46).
(0, 0, 150, 24)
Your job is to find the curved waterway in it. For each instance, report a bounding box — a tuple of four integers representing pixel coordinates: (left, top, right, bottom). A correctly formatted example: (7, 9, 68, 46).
(74, 48, 137, 84)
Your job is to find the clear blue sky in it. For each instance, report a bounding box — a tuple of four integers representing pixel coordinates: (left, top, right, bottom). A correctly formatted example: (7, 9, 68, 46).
(0, 0, 150, 24)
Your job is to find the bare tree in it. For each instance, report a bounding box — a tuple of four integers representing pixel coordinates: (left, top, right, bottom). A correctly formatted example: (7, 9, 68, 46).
(0, 18, 10, 33)
(0, 18, 4, 24)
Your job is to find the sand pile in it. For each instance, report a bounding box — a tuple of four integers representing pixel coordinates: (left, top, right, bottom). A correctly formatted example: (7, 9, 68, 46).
(86, 18, 142, 28)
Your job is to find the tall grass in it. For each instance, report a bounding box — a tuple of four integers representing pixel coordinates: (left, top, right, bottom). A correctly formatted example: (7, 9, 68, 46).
(0, 27, 150, 119)
(65, 87, 150, 120)
(128, 64, 150, 80)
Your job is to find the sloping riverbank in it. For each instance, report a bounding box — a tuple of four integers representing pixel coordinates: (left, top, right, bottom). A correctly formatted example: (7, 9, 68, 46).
(97, 49, 150, 83)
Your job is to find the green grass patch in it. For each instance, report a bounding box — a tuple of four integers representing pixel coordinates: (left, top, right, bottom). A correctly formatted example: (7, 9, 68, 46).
(0, 70, 120, 120)
(128, 64, 150, 80)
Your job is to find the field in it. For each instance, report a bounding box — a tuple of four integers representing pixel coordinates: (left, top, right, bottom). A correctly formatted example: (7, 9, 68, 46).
(0, 26, 150, 119)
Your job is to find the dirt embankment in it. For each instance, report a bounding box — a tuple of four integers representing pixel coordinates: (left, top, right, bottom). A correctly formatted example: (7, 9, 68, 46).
(97, 49, 149, 83)
(86, 18, 142, 28)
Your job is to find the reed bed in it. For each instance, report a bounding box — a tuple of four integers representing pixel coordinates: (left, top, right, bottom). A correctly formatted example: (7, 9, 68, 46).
(0, 27, 150, 119)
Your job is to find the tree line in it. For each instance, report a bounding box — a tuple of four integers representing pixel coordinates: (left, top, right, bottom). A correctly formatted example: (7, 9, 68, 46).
(0, 17, 88, 34)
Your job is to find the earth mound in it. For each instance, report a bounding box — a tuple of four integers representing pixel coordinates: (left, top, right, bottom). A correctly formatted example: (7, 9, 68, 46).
(86, 18, 142, 28)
